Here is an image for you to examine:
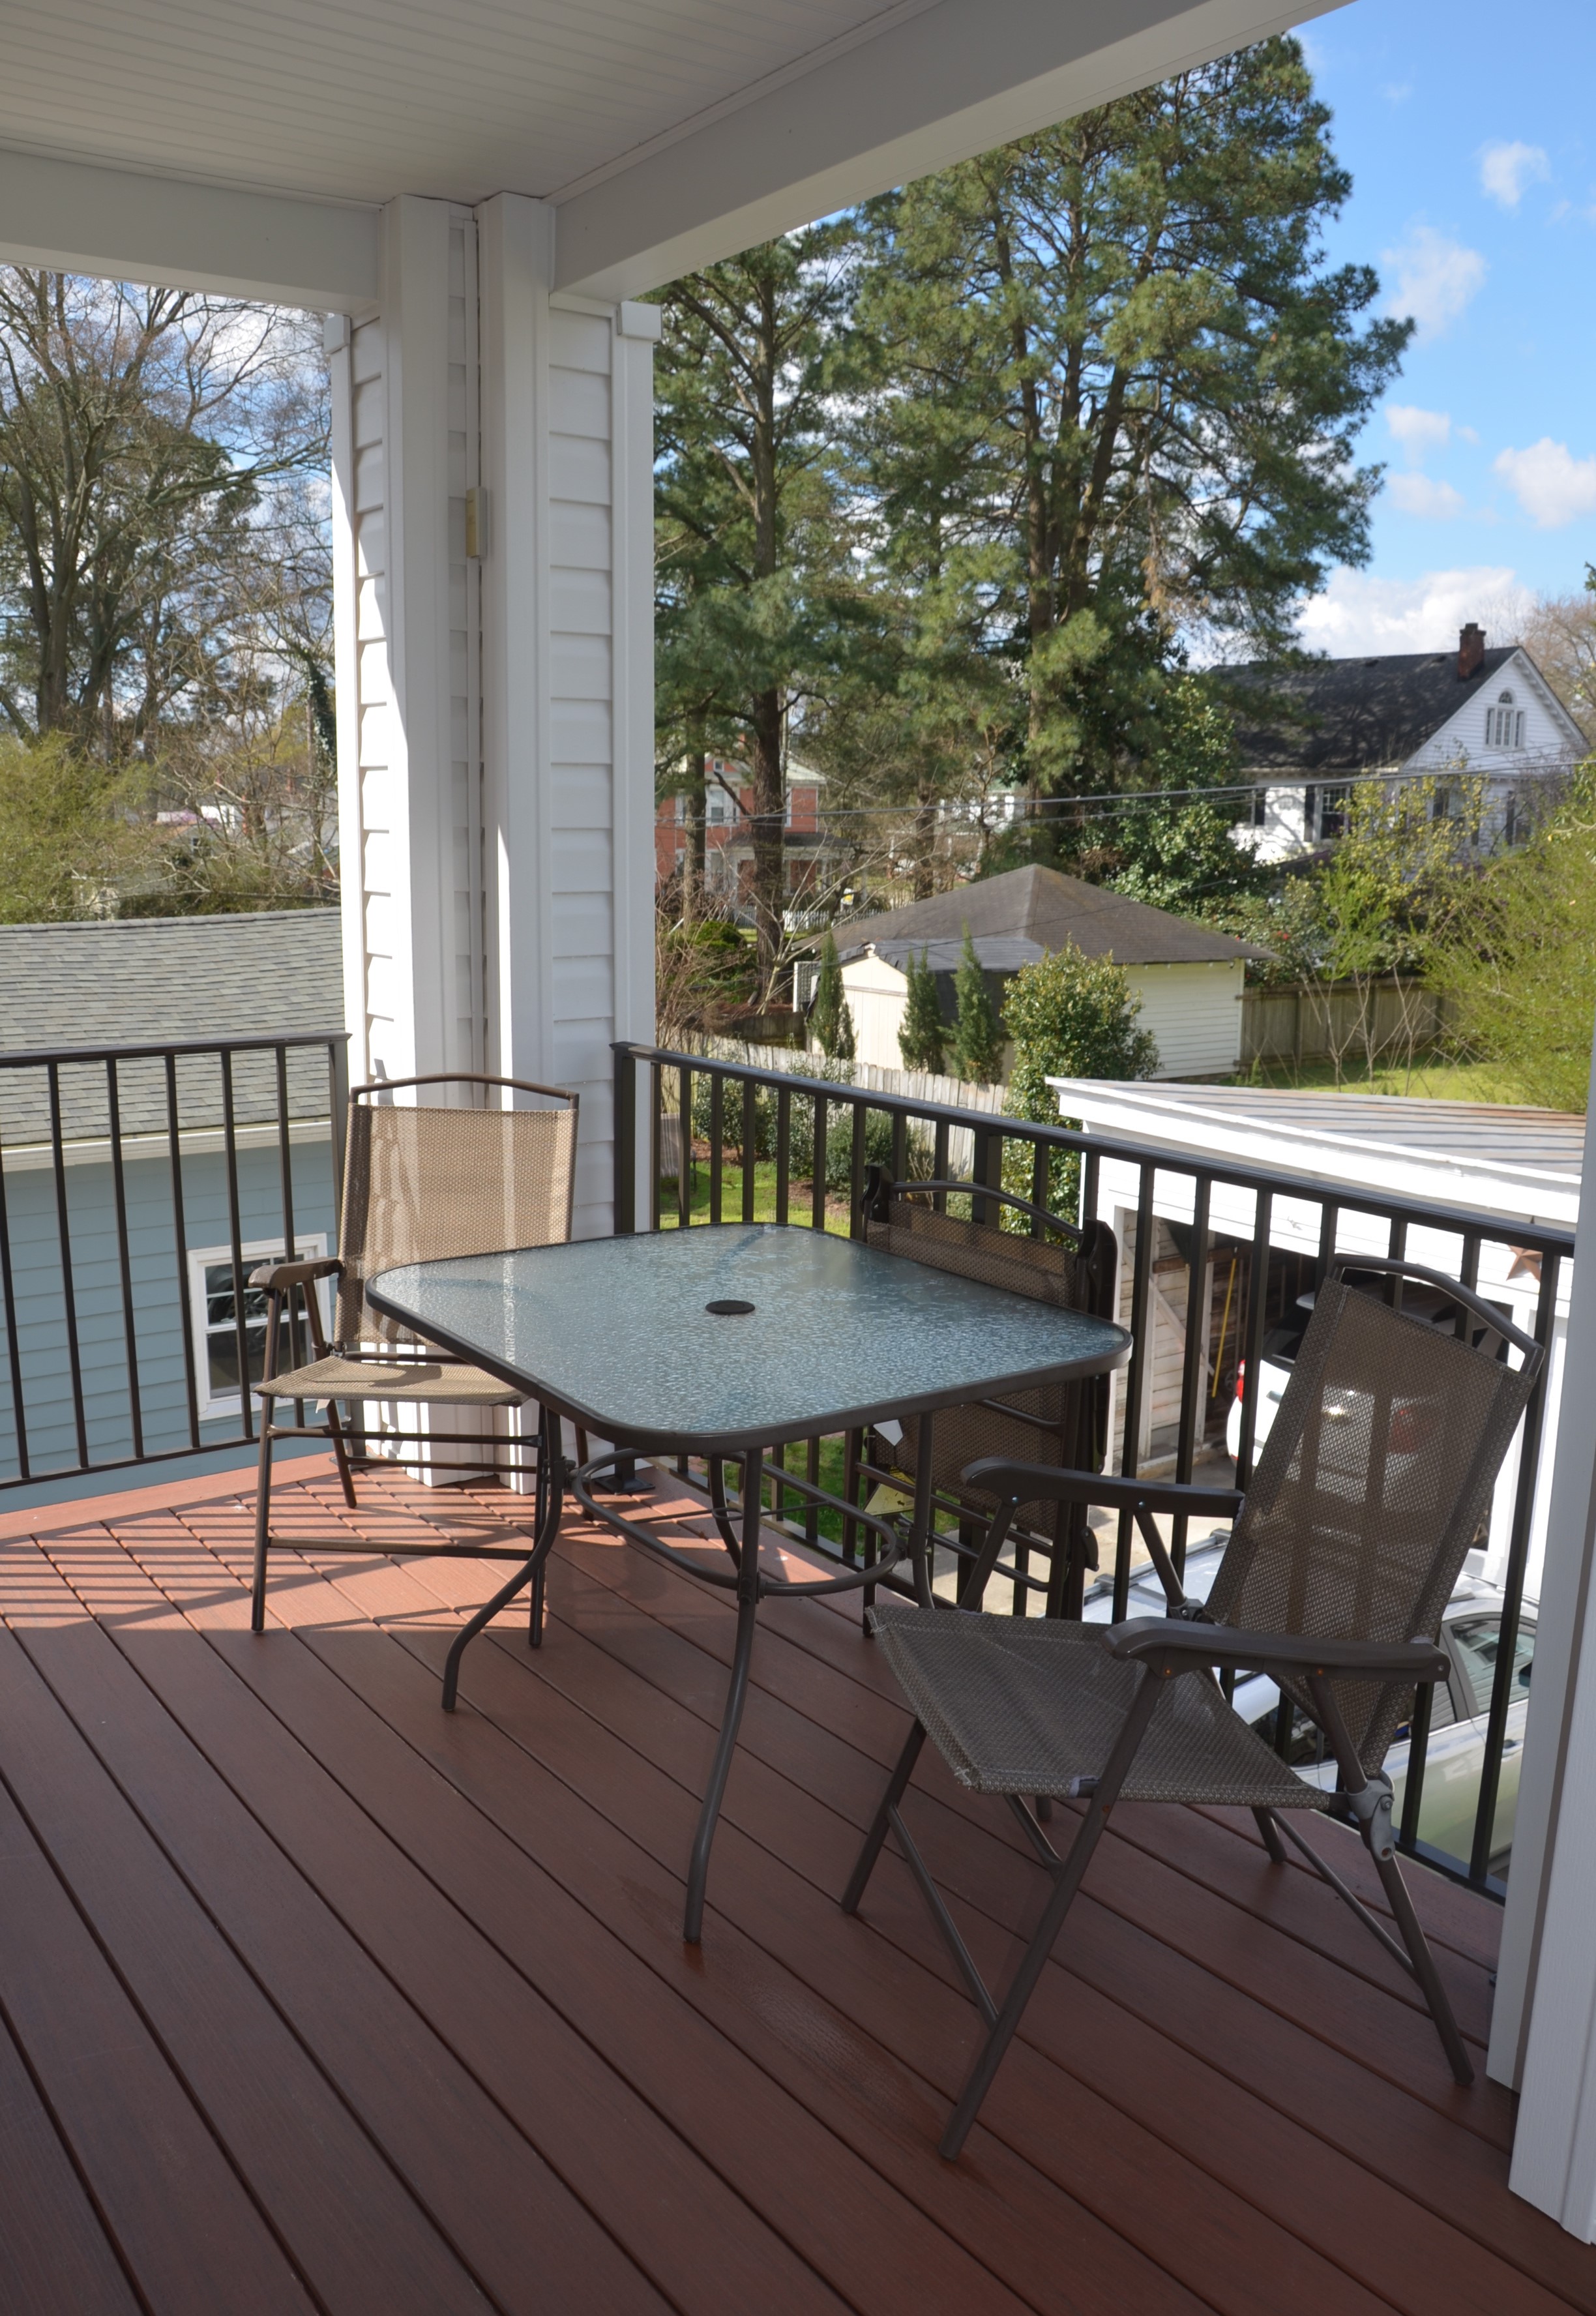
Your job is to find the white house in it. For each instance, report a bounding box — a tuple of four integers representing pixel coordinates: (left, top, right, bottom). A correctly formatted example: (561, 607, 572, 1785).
(1220, 623, 1588, 860)
(828, 863, 1262, 1079)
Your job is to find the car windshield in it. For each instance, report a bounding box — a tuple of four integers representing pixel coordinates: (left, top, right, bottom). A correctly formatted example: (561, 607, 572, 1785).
(1449, 1612, 1535, 1718)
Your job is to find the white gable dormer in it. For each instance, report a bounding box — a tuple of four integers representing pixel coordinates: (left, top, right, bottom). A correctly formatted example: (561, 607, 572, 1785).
(1404, 647, 1588, 777)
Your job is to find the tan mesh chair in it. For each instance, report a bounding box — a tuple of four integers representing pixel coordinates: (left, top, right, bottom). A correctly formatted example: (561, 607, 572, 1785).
(844, 1259, 1542, 2158)
(851, 1166, 1119, 1618)
(250, 1073, 578, 1655)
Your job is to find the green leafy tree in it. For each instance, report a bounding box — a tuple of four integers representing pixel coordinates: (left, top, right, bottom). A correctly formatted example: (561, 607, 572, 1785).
(809, 928, 856, 1060)
(854, 40, 1407, 802)
(1001, 942, 1159, 1216)
(1431, 764, 1596, 1110)
(951, 927, 1005, 1082)
(897, 945, 949, 1071)
(1104, 677, 1269, 917)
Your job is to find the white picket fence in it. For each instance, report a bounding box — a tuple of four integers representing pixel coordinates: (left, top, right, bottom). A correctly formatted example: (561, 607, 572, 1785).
(679, 1035, 1009, 1174)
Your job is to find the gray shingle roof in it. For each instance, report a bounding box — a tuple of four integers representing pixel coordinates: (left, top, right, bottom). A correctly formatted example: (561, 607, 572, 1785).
(0, 910, 344, 1148)
(1216, 647, 1537, 776)
(0, 908, 343, 1054)
(833, 864, 1262, 970)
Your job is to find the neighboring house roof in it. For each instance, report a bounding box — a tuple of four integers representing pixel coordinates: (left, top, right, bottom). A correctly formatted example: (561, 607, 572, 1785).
(831, 864, 1264, 972)
(0, 909, 344, 1147)
(1217, 646, 1584, 777)
(1046, 1078, 1582, 1231)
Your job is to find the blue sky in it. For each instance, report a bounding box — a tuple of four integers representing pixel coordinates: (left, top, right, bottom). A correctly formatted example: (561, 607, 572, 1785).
(1292, 0, 1595, 651)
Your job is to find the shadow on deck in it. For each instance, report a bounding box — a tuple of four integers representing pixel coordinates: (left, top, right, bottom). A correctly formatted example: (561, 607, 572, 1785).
(0, 1456, 1591, 2316)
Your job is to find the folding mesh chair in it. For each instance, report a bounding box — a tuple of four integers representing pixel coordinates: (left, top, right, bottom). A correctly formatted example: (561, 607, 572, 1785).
(843, 1258, 1542, 2158)
(851, 1165, 1118, 1618)
(250, 1073, 578, 1697)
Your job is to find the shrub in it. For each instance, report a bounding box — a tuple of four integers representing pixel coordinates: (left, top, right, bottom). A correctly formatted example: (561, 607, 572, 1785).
(951, 927, 1005, 1082)
(999, 942, 1159, 1223)
(897, 946, 948, 1073)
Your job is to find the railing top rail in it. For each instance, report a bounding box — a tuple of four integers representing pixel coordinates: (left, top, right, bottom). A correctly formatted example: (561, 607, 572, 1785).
(618, 1039, 1578, 1260)
(0, 1030, 349, 1071)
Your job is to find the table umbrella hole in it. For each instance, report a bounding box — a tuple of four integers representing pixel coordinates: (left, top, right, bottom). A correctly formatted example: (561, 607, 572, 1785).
(705, 1299, 756, 1316)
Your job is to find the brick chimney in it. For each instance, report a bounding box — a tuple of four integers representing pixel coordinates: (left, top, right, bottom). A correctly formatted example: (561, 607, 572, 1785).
(1458, 621, 1486, 680)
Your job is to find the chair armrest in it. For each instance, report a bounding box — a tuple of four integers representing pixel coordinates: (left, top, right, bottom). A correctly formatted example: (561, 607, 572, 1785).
(1103, 1618, 1450, 1684)
(250, 1256, 344, 1293)
(961, 1459, 1244, 1520)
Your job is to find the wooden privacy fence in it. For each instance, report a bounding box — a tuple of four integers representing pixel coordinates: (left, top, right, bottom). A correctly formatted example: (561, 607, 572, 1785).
(1240, 978, 1449, 1070)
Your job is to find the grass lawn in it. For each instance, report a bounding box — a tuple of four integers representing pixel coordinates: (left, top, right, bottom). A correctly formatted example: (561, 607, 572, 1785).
(1229, 1055, 1539, 1104)
(657, 1159, 853, 1233)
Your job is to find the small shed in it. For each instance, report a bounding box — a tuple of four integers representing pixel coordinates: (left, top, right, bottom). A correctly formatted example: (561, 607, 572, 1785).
(829, 865, 1263, 1080)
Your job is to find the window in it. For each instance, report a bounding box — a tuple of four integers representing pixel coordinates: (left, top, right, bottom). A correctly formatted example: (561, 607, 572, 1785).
(1486, 691, 1526, 750)
(1317, 786, 1348, 839)
(1448, 1612, 1536, 1719)
(1250, 786, 1267, 828)
(186, 1236, 329, 1420)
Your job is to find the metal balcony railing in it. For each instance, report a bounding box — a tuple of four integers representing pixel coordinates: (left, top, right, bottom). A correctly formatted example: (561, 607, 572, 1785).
(613, 1037, 1573, 1901)
(0, 1032, 349, 1494)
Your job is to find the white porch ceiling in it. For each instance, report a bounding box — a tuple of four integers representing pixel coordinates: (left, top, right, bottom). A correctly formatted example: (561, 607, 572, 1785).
(0, 0, 1339, 301)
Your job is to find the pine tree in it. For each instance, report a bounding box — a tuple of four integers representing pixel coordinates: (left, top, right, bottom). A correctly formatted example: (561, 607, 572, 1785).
(951, 927, 1004, 1083)
(809, 928, 855, 1060)
(897, 946, 948, 1072)
(853, 40, 1408, 801)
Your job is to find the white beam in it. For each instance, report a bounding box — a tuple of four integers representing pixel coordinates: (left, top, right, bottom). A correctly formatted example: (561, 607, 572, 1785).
(553, 0, 1346, 298)
(0, 147, 379, 310)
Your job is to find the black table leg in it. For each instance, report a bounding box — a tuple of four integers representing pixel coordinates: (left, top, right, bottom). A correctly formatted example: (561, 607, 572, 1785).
(440, 1412, 564, 1712)
(683, 1445, 762, 1942)
(909, 1412, 937, 1609)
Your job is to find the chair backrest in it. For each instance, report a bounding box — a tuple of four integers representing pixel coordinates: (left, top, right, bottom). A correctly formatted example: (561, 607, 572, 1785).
(861, 1170, 1117, 1531)
(1207, 1262, 1541, 1766)
(334, 1074, 578, 1346)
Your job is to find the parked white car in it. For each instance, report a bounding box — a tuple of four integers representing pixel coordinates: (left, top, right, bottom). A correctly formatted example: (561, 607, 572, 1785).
(1082, 1541, 1533, 1876)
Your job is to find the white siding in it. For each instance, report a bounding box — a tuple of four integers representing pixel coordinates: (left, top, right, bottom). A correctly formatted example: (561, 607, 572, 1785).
(1125, 961, 1245, 1080)
(840, 954, 909, 1071)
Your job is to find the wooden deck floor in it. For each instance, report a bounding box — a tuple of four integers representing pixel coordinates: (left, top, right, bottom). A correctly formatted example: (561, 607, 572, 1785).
(1, 1456, 1593, 2316)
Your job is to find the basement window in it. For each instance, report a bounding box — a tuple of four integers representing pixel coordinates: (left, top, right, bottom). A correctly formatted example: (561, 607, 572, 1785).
(187, 1237, 330, 1420)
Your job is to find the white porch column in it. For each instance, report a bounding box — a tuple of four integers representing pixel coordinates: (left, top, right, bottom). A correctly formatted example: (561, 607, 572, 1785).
(477, 194, 658, 1237)
(1488, 1013, 1596, 2229)
(332, 191, 658, 1229)
(332, 194, 485, 1091)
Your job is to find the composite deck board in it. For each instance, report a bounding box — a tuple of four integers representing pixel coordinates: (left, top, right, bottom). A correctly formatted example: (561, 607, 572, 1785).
(228, 1480, 1583, 2308)
(1, 1464, 1593, 2316)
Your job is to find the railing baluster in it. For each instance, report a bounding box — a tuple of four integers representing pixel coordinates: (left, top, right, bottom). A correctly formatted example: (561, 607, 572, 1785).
(709, 1074, 724, 1223)
(1234, 1188, 1273, 1488)
(0, 1065, 28, 1477)
(219, 1049, 254, 1443)
(775, 1085, 791, 1225)
(105, 1057, 144, 1462)
(649, 1062, 662, 1232)
(166, 1050, 202, 1451)
(811, 1095, 827, 1232)
(742, 1078, 757, 1224)
(1171, 1174, 1211, 1581)
(849, 1103, 866, 1236)
(1114, 1163, 1157, 1622)
(46, 1061, 91, 1471)
(613, 1040, 636, 1235)
(932, 1121, 949, 1210)
(1469, 1249, 1561, 1884)
(677, 1063, 692, 1229)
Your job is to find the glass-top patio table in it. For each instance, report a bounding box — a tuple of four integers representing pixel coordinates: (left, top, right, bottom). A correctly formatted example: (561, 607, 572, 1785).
(368, 1222, 1130, 1939)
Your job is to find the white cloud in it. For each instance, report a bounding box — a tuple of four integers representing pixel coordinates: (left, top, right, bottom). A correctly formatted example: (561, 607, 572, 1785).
(1297, 566, 1531, 655)
(1494, 438, 1596, 528)
(1382, 226, 1487, 341)
(1479, 140, 1551, 209)
(1387, 473, 1466, 518)
(1382, 82, 1412, 104)
(1385, 404, 1452, 462)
